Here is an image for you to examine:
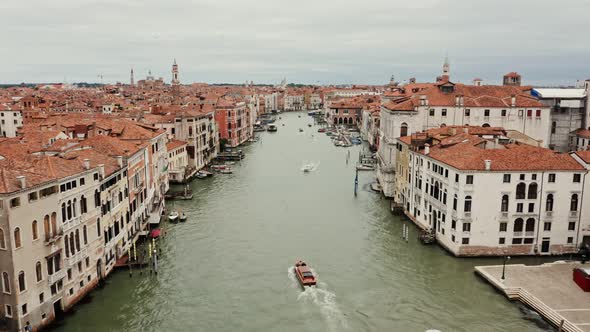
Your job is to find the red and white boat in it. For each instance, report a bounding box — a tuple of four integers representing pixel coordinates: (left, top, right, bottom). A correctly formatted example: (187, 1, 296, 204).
(294, 260, 317, 287)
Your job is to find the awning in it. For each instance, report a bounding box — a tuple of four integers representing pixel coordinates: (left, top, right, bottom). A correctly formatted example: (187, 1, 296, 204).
(150, 229, 161, 238)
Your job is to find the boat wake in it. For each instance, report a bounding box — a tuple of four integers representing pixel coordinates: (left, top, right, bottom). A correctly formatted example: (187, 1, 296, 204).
(288, 267, 348, 331)
(300, 161, 320, 173)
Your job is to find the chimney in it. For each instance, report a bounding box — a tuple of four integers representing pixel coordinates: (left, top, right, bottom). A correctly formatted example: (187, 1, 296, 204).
(98, 164, 105, 179)
(83, 158, 90, 170)
(511, 95, 516, 107)
(16, 176, 25, 189)
(424, 143, 430, 155)
(419, 95, 426, 106)
(455, 96, 460, 106)
(484, 160, 492, 171)
(115, 156, 123, 168)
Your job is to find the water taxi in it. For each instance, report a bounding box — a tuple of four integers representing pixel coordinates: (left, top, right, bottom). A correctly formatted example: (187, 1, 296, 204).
(168, 211, 179, 223)
(267, 124, 278, 132)
(294, 260, 317, 287)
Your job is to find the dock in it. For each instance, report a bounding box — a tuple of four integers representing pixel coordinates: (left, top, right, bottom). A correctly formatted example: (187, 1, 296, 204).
(475, 261, 590, 332)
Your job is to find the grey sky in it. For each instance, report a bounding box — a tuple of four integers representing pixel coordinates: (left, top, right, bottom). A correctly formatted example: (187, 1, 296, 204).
(2, 0, 589, 85)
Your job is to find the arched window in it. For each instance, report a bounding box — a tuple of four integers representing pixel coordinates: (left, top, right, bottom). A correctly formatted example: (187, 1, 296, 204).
(83, 225, 88, 245)
(434, 182, 440, 200)
(501, 195, 509, 212)
(400, 123, 408, 137)
(36, 262, 42, 282)
(516, 183, 526, 199)
(97, 218, 101, 237)
(0, 228, 4, 249)
(67, 201, 72, 220)
(571, 194, 579, 211)
(51, 213, 57, 236)
(72, 198, 77, 217)
(32, 220, 38, 240)
(69, 234, 75, 256)
(61, 203, 66, 223)
(18, 271, 25, 292)
(443, 189, 447, 204)
(527, 182, 538, 199)
(464, 196, 472, 212)
(14, 228, 21, 248)
(525, 218, 535, 233)
(546, 194, 554, 212)
(94, 190, 100, 208)
(453, 195, 458, 211)
(482, 123, 490, 127)
(80, 196, 87, 214)
(75, 230, 80, 251)
(513, 218, 524, 232)
(64, 234, 70, 257)
(43, 216, 50, 241)
(188, 126, 193, 137)
(2, 272, 10, 293)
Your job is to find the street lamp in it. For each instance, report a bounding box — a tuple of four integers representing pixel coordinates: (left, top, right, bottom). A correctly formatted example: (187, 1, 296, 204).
(501, 255, 511, 281)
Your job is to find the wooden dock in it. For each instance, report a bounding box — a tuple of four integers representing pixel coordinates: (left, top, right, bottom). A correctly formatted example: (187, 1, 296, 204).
(475, 261, 590, 332)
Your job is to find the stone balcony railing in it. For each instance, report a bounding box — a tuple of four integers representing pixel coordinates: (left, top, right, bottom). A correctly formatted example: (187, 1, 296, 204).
(47, 268, 66, 285)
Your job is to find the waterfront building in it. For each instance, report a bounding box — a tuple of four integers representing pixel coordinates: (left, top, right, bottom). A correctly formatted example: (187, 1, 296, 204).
(284, 93, 305, 111)
(215, 97, 251, 148)
(166, 140, 189, 183)
(394, 125, 588, 256)
(531, 88, 587, 152)
(0, 144, 120, 331)
(569, 128, 590, 151)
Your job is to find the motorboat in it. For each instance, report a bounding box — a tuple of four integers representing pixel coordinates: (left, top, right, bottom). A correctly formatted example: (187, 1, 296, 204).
(356, 164, 375, 171)
(168, 211, 179, 223)
(196, 172, 208, 179)
(419, 229, 436, 244)
(211, 164, 229, 171)
(299, 128, 304, 132)
(302, 164, 314, 173)
(267, 124, 278, 132)
(294, 260, 317, 287)
(179, 212, 187, 222)
(308, 124, 312, 127)
(220, 168, 233, 174)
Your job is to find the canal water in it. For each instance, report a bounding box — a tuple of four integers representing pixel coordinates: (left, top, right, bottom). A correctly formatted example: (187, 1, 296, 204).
(54, 112, 553, 332)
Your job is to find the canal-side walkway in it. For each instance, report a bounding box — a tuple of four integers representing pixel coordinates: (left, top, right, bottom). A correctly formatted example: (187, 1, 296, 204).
(475, 262, 590, 332)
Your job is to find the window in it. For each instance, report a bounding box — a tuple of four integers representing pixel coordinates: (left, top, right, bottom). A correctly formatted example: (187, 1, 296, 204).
(516, 183, 526, 199)
(503, 174, 511, 183)
(451, 220, 456, 230)
(527, 109, 532, 117)
(464, 196, 472, 212)
(80, 178, 85, 186)
(14, 228, 21, 248)
(499, 237, 505, 244)
(453, 195, 458, 211)
(465, 109, 470, 117)
(573, 174, 581, 183)
(520, 174, 525, 180)
(548, 173, 555, 183)
(501, 109, 507, 117)
(2, 272, 10, 294)
(484, 109, 490, 117)
(83, 226, 88, 245)
(39, 292, 44, 304)
(499, 222, 507, 232)
(31, 221, 38, 241)
(536, 110, 541, 117)
(532, 174, 537, 180)
(567, 237, 574, 244)
(441, 109, 447, 117)
(18, 271, 25, 293)
(570, 194, 579, 211)
(4, 304, 11, 318)
(568, 222, 576, 231)
(545, 194, 554, 212)
(9, 197, 20, 208)
(455, 174, 459, 183)
(429, 109, 435, 116)
(528, 203, 535, 213)
(0, 228, 4, 249)
(462, 238, 470, 245)
(466, 175, 473, 185)
(97, 218, 101, 237)
(516, 203, 523, 213)
(543, 222, 551, 231)
(36, 262, 42, 282)
(513, 218, 524, 232)
(501, 195, 509, 212)
(28, 192, 38, 202)
(527, 183, 538, 199)
(551, 121, 556, 134)
(400, 123, 408, 137)
(462, 223, 471, 232)
(525, 218, 535, 232)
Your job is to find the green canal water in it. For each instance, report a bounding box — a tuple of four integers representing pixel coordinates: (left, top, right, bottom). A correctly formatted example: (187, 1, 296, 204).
(53, 112, 554, 332)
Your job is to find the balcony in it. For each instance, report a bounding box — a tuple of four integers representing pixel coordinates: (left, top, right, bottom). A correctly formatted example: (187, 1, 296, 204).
(47, 269, 66, 284)
(62, 215, 81, 233)
(44, 230, 64, 245)
(513, 231, 523, 237)
(500, 212, 508, 219)
(545, 211, 553, 218)
(569, 211, 579, 218)
(525, 231, 535, 237)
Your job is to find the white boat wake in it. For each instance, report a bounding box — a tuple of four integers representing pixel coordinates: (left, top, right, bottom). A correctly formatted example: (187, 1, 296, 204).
(301, 161, 320, 173)
(288, 267, 348, 331)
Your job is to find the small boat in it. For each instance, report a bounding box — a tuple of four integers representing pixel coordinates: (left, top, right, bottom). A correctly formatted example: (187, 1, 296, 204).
(267, 124, 278, 132)
(196, 172, 208, 179)
(356, 164, 375, 171)
(179, 212, 187, 222)
(220, 168, 233, 174)
(318, 128, 326, 133)
(211, 164, 229, 171)
(299, 128, 304, 132)
(308, 124, 312, 127)
(294, 260, 317, 287)
(302, 164, 314, 173)
(298, 115, 301, 118)
(168, 211, 179, 223)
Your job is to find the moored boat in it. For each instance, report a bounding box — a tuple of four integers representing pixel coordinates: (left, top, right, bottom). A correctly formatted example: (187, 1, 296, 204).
(267, 124, 278, 132)
(294, 260, 317, 287)
(356, 164, 375, 171)
(179, 212, 187, 222)
(168, 211, 179, 223)
(318, 128, 326, 133)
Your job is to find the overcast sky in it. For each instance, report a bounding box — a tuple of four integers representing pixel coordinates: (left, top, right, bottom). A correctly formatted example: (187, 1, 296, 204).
(2, 0, 589, 86)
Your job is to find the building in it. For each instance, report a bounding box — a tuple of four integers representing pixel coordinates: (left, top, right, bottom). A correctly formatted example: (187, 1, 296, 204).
(284, 93, 305, 111)
(166, 140, 189, 183)
(531, 88, 586, 151)
(215, 98, 251, 148)
(0, 107, 23, 138)
(395, 126, 588, 256)
(569, 128, 590, 151)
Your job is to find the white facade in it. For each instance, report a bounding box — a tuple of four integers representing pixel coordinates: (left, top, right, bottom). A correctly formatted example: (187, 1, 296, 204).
(0, 110, 23, 137)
